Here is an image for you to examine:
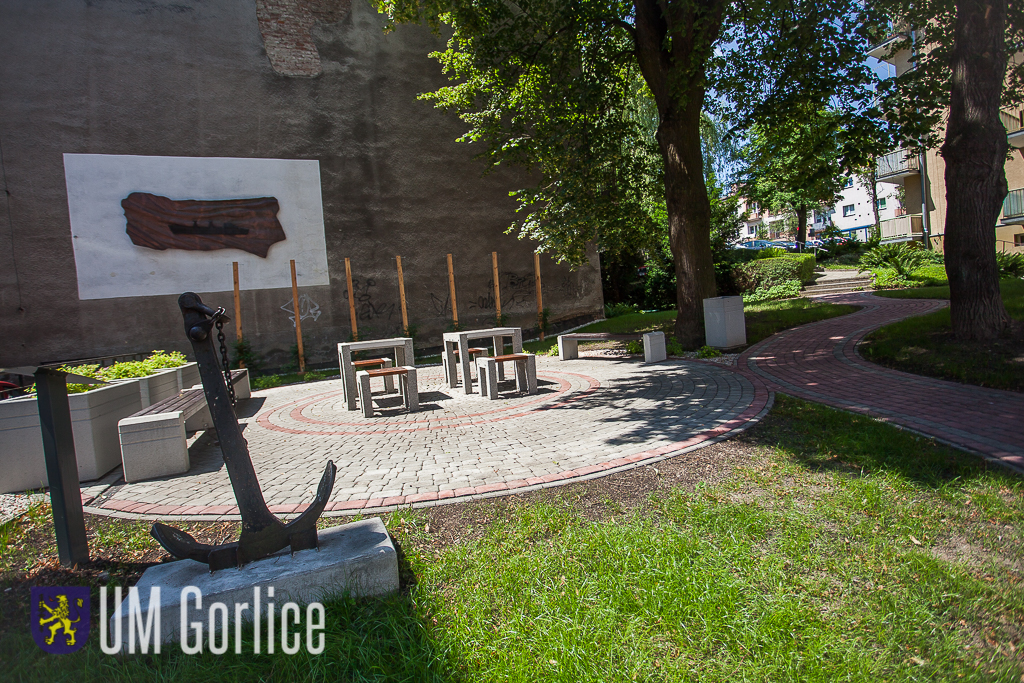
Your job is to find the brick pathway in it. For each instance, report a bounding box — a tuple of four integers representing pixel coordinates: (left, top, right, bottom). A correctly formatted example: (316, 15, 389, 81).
(740, 292, 1024, 473)
(85, 356, 771, 520)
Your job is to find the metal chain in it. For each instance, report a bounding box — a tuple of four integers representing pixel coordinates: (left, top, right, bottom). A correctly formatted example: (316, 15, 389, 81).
(215, 317, 236, 406)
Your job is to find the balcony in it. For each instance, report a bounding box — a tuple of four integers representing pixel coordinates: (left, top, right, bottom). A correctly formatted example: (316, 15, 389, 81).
(867, 19, 910, 61)
(876, 149, 920, 181)
(879, 214, 923, 243)
(1003, 188, 1024, 225)
(1002, 109, 1024, 149)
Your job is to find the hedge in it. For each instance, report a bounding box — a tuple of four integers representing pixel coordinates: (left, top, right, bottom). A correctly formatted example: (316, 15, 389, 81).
(735, 254, 816, 292)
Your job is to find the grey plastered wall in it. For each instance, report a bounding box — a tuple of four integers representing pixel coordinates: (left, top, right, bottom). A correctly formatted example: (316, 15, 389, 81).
(0, 0, 602, 369)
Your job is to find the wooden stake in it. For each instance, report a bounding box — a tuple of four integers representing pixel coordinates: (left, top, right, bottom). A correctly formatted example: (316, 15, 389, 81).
(534, 252, 544, 340)
(396, 255, 409, 335)
(232, 262, 244, 367)
(345, 257, 358, 341)
(491, 251, 501, 323)
(447, 253, 459, 328)
(290, 259, 305, 373)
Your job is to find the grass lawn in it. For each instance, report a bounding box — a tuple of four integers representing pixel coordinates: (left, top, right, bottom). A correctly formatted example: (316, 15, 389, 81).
(2, 395, 1021, 681)
(863, 280, 1024, 392)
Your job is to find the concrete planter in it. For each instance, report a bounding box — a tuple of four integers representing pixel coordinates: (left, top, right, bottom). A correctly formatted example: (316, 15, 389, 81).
(0, 380, 142, 493)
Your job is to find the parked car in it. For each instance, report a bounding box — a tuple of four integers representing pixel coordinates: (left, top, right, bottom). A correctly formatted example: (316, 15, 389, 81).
(733, 240, 776, 250)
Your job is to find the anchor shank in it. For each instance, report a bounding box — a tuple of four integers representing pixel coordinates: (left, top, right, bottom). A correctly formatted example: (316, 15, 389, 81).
(182, 297, 277, 534)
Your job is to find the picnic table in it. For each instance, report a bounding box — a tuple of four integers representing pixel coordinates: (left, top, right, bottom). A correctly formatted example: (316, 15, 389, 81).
(443, 327, 523, 394)
(337, 337, 414, 411)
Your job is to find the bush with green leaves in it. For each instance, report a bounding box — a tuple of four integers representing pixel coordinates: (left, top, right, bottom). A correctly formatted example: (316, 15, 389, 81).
(871, 269, 920, 290)
(50, 350, 189, 394)
(741, 254, 802, 290)
(697, 345, 722, 358)
(859, 242, 929, 278)
(742, 279, 803, 303)
(303, 371, 327, 382)
(666, 339, 684, 356)
(604, 302, 640, 318)
(756, 246, 787, 259)
(625, 339, 644, 354)
(996, 251, 1024, 279)
(252, 375, 283, 390)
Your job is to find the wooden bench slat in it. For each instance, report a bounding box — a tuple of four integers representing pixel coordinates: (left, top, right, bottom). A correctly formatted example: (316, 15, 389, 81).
(363, 367, 409, 378)
(130, 369, 248, 418)
(353, 358, 390, 368)
(492, 353, 529, 362)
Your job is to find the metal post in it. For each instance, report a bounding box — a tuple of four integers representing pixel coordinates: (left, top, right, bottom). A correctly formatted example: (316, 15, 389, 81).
(34, 368, 89, 566)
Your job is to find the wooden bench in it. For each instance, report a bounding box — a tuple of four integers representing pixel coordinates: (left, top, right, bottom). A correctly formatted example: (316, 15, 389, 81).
(477, 353, 537, 398)
(117, 369, 250, 483)
(353, 357, 396, 392)
(441, 346, 489, 384)
(557, 331, 666, 364)
(357, 366, 418, 417)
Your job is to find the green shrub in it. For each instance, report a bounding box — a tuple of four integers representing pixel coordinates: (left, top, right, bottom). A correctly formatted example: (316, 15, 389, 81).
(252, 375, 283, 390)
(872, 269, 920, 290)
(756, 246, 787, 259)
(735, 257, 802, 292)
(303, 371, 327, 382)
(232, 338, 262, 373)
(911, 264, 947, 286)
(51, 350, 189, 394)
(996, 251, 1024, 279)
(786, 253, 817, 284)
(859, 242, 929, 278)
(605, 302, 640, 318)
(742, 279, 803, 303)
(697, 345, 722, 358)
(666, 339, 684, 356)
(625, 339, 644, 354)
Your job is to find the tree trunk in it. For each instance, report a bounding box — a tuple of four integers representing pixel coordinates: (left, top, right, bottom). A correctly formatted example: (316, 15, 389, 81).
(633, 0, 724, 349)
(868, 169, 880, 238)
(941, 0, 1010, 340)
(659, 110, 718, 348)
(795, 204, 808, 249)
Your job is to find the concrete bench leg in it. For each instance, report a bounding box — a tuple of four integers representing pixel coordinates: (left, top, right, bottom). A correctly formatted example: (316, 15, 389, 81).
(526, 354, 538, 394)
(119, 412, 189, 483)
(477, 357, 498, 399)
(382, 359, 396, 393)
(558, 336, 578, 361)
(401, 367, 418, 412)
(357, 371, 374, 418)
(493, 336, 506, 380)
(643, 331, 667, 363)
(234, 369, 251, 400)
(513, 359, 528, 393)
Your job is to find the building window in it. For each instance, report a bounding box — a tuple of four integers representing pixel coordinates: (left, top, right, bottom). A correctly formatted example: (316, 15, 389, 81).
(844, 178, 854, 188)
(876, 198, 887, 210)
(843, 204, 855, 217)
(1015, 234, 1024, 246)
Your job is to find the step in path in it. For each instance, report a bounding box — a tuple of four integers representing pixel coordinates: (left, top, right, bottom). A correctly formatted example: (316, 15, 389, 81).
(738, 292, 1024, 473)
(84, 356, 771, 520)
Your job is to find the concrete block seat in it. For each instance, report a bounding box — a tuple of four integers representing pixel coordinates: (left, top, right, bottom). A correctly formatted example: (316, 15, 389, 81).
(117, 369, 250, 483)
(476, 353, 537, 399)
(557, 331, 667, 364)
(357, 366, 418, 417)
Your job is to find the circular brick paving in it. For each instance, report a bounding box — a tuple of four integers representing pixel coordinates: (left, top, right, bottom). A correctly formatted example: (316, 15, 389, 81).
(87, 356, 770, 519)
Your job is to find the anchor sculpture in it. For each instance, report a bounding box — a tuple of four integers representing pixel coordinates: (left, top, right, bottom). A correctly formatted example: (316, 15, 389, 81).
(150, 292, 337, 570)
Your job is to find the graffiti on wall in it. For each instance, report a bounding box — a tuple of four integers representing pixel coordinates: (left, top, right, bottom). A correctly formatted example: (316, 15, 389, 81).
(280, 294, 322, 328)
(345, 279, 396, 321)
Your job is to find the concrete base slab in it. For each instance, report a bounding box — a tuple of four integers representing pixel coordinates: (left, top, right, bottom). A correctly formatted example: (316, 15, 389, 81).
(112, 517, 397, 647)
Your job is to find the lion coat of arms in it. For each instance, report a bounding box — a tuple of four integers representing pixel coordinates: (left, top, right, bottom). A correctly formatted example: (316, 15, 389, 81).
(31, 586, 90, 654)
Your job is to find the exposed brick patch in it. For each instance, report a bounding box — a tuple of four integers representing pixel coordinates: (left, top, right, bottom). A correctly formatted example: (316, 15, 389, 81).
(255, 0, 352, 77)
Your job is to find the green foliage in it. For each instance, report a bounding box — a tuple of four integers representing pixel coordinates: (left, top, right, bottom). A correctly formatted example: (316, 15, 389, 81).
(404, 323, 420, 340)
(735, 255, 815, 293)
(252, 375, 283, 391)
(303, 371, 327, 383)
(52, 351, 188, 394)
(696, 345, 722, 358)
(871, 269, 920, 290)
(859, 242, 929, 278)
(604, 302, 640, 318)
(742, 279, 803, 303)
(231, 338, 262, 373)
(996, 251, 1024, 279)
(538, 309, 551, 334)
(666, 339, 684, 356)
(756, 246, 787, 259)
(625, 339, 644, 354)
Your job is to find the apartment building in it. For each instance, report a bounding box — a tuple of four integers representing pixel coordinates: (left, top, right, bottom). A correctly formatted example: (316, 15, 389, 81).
(869, 26, 1024, 252)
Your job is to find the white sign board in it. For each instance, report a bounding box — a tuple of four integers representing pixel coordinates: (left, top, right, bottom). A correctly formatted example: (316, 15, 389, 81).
(63, 154, 329, 300)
